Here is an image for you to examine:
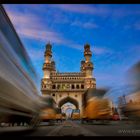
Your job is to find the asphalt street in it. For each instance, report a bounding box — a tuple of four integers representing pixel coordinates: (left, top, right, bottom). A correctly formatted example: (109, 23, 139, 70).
(0, 120, 140, 136)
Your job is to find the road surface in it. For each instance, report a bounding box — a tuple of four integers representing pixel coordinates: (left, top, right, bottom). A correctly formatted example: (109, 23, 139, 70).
(0, 120, 140, 136)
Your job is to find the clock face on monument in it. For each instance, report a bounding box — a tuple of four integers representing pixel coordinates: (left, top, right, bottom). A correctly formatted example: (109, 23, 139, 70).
(46, 84, 49, 89)
(61, 84, 70, 90)
(66, 84, 70, 89)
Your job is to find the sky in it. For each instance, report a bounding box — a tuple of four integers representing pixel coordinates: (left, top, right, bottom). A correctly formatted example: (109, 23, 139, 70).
(3, 4, 140, 100)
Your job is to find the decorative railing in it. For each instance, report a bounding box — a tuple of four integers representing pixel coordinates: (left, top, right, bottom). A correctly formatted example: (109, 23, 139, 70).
(51, 72, 85, 76)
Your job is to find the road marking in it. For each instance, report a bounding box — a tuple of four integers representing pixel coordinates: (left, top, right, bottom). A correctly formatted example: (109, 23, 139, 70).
(45, 121, 100, 136)
(45, 125, 63, 136)
(70, 121, 100, 136)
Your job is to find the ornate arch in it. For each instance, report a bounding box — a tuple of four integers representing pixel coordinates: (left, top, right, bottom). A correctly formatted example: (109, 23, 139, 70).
(58, 96, 79, 109)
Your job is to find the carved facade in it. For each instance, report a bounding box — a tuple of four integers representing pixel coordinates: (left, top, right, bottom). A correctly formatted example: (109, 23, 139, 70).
(41, 43, 96, 116)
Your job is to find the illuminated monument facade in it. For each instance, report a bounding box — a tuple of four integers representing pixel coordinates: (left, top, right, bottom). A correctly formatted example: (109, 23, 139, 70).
(41, 43, 96, 116)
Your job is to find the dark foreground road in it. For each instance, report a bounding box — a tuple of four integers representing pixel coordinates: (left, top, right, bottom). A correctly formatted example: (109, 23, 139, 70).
(0, 120, 140, 136)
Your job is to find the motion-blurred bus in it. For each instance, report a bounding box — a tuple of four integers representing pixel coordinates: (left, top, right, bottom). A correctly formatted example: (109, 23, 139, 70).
(0, 5, 44, 127)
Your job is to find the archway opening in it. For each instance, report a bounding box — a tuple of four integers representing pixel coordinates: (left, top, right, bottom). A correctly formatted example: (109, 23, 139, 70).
(58, 97, 79, 119)
(61, 102, 76, 119)
(58, 96, 79, 109)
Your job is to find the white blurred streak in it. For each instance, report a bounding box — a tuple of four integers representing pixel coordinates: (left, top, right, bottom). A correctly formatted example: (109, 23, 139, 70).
(0, 6, 46, 126)
(0, 32, 37, 94)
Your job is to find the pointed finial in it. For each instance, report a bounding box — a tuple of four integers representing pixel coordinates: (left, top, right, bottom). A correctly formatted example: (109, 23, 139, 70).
(84, 43, 90, 50)
(46, 41, 52, 51)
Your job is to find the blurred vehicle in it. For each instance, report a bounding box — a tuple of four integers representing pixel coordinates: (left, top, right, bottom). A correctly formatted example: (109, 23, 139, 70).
(82, 88, 113, 123)
(61, 113, 66, 120)
(0, 5, 44, 127)
(118, 62, 140, 121)
(111, 107, 120, 121)
(112, 108, 120, 121)
(84, 98, 112, 120)
(40, 108, 56, 122)
(55, 108, 62, 122)
(55, 113, 62, 121)
(39, 95, 57, 123)
(124, 99, 140, 120)
(112, 114, 120, 121)
(71, 109, 80, 120)
(118, 92, 140, 121)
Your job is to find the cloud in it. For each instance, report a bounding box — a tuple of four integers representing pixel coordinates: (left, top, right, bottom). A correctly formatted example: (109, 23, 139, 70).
(71, 21, 98, 29)
(95, 73, 114, 81)
(4, 5, 113, 57)
(66, 43, 112, 55)
(50, 4, 110, 16)
(95, 72, 126, 89)
(27, 48, 44, 61)
(50, 4, 140, 18)
(124, 22, 140, 31)
(4, 7, 109, 57)
(17, 28, 63, 44)
(4, 8, 67, 44)
(134, 22, 140, 30)
(92, 47, 112, 55)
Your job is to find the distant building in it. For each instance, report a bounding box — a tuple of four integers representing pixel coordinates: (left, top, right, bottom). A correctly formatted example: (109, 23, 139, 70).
(118, 62, 140, 120)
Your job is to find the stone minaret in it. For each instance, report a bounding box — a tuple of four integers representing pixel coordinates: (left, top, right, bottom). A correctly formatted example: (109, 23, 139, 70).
(84, 44, 93, 78)
(81, 43, 96, 89)
(41, 43, 55, 94)
(43, 43, 52, 79)
(80, 60, 85, 72)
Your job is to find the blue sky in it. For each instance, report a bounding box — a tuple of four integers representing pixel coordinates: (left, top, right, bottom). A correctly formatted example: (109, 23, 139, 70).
(3, 4, 140, 98)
